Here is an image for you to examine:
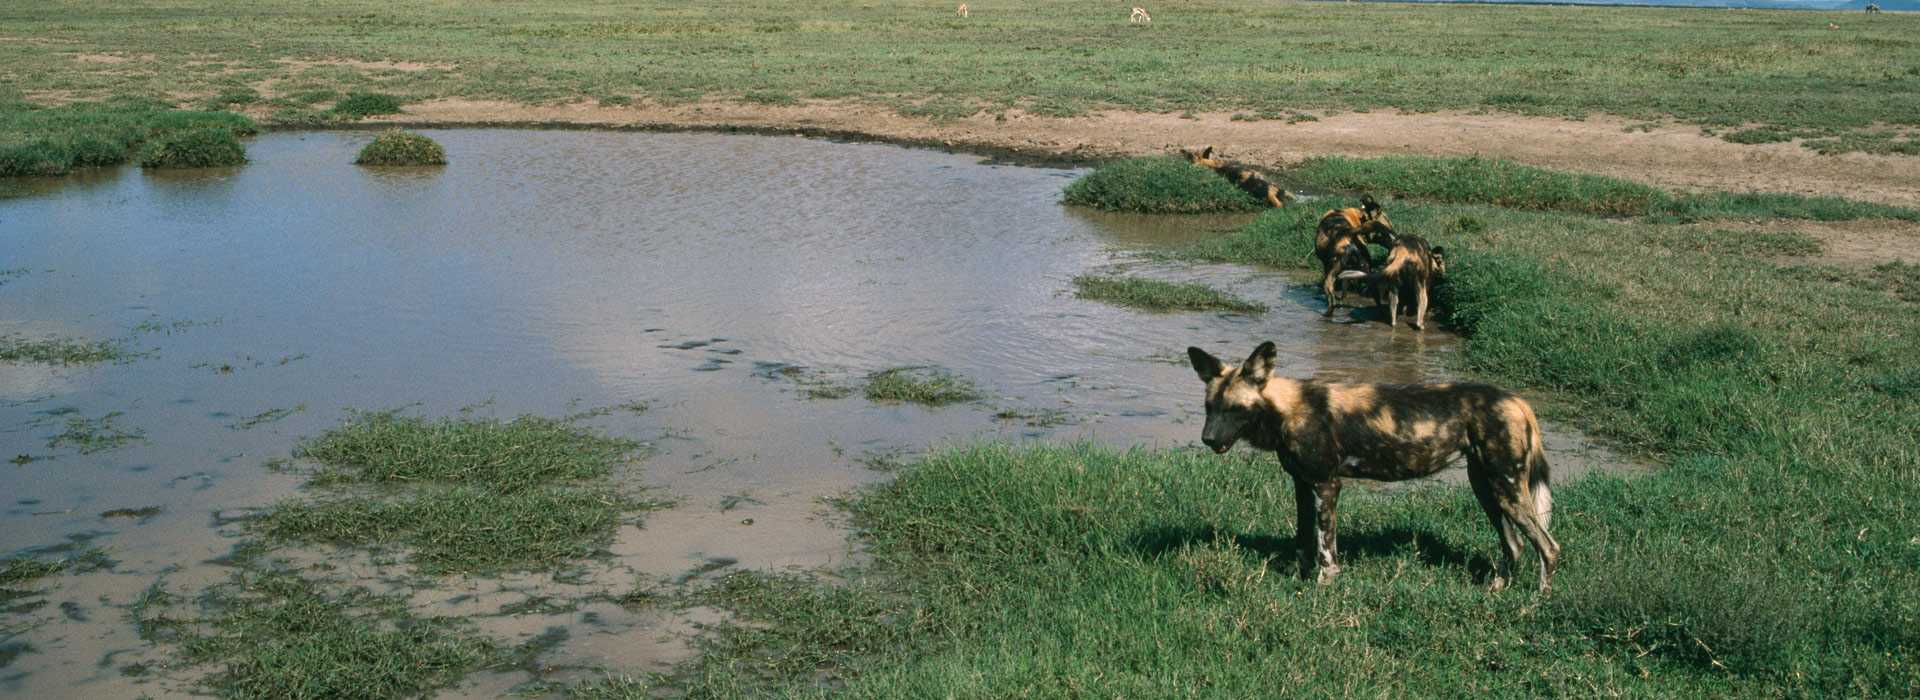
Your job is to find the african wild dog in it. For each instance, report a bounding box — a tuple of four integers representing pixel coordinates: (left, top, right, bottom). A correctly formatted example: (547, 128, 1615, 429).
(1187, 342, 1560, 592)
(1315, 195, 1396, 317)
(1340, 235, 1447, 330)
(1131, 6, 1152, 23)
(957, 3, 968, 17)
(1181, 146, 1291, 209)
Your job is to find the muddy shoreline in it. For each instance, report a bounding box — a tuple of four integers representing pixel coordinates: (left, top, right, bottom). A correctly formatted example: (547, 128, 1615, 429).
(323, 99, 1920, 208)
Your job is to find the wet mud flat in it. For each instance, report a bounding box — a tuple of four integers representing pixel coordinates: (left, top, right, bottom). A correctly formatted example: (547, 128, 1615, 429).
(0, 130, 1639, 696)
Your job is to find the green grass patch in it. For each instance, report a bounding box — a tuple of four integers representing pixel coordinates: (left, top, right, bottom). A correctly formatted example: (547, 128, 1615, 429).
(257, 412, 650, 574)
(1288, 155, 1920, 223)
(143, 570, 495, 699)
(1071, 274, 1266, 314)
(1062, 157, 1263, 214)
(353, 130, 446, 165)
(0, 98, 254, 176)
(0, 334, 123, 364)
(137, 126, 247, 169)
(863, 368, 981, 406)
(329, 91, 404, 118)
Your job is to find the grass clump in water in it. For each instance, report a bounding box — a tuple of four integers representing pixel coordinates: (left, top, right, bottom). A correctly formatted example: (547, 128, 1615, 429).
(864, 368, 981, 406)
(1062, 157, 1263, 214)
(1071, 274, 1266, 314)
(329, 91, 403, 118)
(143, 570, 494, 699)
(137, 126, 246, 169)
(354, 130, 445, 166)
(257, 412, 650, 574)
(0, 335, 123, 364)
(0, 98, 254, 176)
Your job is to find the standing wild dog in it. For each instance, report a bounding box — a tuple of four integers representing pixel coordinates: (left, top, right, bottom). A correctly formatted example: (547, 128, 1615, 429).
(1180, 146, 1291, 209)
(1340, 235, 1447, 330)
(1187, 342, 1560, 592)
(1315, 195, 1396, 317)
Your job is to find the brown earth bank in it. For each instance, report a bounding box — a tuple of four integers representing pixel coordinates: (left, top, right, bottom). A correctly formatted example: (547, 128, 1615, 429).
(348, 98, 1920, 208)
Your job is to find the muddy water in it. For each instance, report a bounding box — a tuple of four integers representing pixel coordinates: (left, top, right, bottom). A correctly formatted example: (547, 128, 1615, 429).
(0, 130, 1633, 697)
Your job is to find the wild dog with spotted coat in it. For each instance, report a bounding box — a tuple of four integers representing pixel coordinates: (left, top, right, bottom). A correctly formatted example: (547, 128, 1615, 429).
(1187, 342, 1560, 592)
(1181, 146, 1291, 209)
(1316, 195, 1396, 317)
(1341, 235, 1446, 330)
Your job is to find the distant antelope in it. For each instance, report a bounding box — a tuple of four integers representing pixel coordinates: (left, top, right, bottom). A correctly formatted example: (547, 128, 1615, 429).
(1131, 6, 1151, 23)
(1827, 21, 1841, 29)
(957, 3, 969, 17)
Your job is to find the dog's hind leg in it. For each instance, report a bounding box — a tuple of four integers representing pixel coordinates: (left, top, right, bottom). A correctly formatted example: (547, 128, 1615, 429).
(1469, 467, 1522, 591)
(1497, 495, 1560, 593)
(1386, 287, 1400, 327)
(1322, 270, 1339, 317)
(1413, 284, 1429, 330)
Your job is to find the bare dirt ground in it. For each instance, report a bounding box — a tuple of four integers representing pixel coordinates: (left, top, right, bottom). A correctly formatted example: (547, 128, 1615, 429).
(363, 98, 1920, 208)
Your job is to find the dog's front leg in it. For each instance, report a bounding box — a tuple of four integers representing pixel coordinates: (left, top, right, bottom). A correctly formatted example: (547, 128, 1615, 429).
(1290, 474, 1344, 582)
(1313, 478, 1344, 582)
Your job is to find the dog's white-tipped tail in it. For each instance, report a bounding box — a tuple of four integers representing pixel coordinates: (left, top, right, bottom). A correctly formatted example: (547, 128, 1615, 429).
(1528, 421, 1553, 532)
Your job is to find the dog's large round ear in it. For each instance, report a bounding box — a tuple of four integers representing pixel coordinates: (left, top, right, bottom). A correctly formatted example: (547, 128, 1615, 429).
(1431, 245, 1447, 258)
(1188, 346, 1224, 382)
(1240, 341, 1277, 384)
(1359, 194, 1380, 213)
(1201, 146, 1215, 159)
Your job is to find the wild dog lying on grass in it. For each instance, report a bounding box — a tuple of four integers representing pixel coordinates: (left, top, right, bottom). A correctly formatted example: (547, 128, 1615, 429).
(1131, 6, 1152, 23)
(1340, 235, 1447, 330)
(1180, 146, 1291, 209)
(1315, 194, 1396, 317)
(1187, 342, 1560, 592)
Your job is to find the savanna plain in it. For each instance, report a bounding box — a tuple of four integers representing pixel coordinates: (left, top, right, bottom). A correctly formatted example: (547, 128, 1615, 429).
(2, 1, 1918, 698)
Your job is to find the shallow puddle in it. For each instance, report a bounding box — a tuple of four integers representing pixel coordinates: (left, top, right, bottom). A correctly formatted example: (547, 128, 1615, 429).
(0, 130, 1638, 696)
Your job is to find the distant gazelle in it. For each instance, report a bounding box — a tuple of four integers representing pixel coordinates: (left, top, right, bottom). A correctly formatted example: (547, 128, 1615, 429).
(1131, 6, 1151, 23)
(958, 3, 969, 17)
(1827, 21, 1841, 29)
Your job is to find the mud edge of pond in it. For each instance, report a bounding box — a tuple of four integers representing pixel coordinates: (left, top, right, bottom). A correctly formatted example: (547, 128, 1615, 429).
(278, 116, 1096, 170)
(311, 99, 1920, 208)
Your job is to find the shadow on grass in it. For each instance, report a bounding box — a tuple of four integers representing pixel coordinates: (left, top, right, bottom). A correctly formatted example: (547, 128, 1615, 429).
(1124, 522, 1487, 580)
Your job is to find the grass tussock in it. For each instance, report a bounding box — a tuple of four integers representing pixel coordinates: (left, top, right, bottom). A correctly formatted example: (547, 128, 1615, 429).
(354, 130, 445, 166)
(329, 91, 403, 118)
(1062, 157, 1263, 214)
(143, 571, 494, 699)
(137, 126, 247, 169)
(0, 98, 254, 176)
(1071, 274, 1266, 314)
(863, 368, 981, 406)
(257, 412, 649, 574)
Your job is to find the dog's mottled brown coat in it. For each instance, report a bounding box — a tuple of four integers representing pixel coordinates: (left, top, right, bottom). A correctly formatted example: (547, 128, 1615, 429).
(1181, 146, 1290, 209)
(1187, 342, 1559, 592)
(1341, 235, 1447, 330)
(1315, 195, 1396, 316)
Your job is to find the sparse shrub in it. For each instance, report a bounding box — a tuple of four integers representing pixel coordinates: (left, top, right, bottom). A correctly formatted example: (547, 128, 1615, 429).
(1063, 156, 1264, 213)
(330, 91, 403, 117)
(137, 127, 246, 168)
(354, 130, 446, 166)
